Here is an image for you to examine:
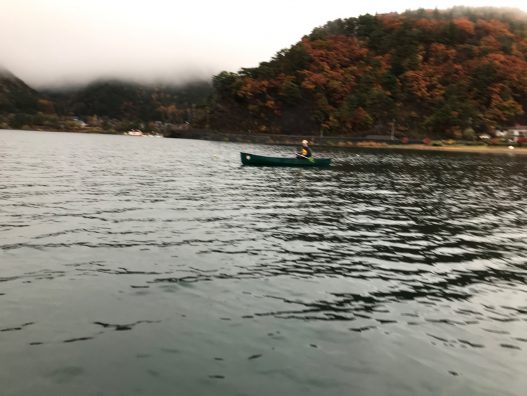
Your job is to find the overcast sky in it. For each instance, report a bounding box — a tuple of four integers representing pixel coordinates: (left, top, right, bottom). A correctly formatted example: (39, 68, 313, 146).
(1, 0, 526, 87)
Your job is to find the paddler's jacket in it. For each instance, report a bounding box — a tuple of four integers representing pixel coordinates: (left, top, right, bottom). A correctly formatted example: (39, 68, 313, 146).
(300, 146, 313, 158)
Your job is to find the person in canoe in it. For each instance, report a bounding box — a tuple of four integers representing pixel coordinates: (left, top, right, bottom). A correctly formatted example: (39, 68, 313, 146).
(296, 140, 313, 160)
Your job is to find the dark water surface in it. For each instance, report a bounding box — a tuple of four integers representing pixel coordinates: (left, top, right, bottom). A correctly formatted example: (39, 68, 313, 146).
(1, 130, 526, 396)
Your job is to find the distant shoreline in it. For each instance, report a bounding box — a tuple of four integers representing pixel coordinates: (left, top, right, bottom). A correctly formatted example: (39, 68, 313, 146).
(166, 129, 527, 156)
(3, 128, 527, 155)
(352, 143, 527, 155)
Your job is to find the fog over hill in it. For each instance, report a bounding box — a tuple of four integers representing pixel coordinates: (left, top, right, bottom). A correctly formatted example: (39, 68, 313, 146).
(1, 0, 526, 88)
(1, 6, 527, 141)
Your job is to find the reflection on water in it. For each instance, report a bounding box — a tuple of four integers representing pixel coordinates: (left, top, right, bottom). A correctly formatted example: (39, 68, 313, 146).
(1, 130, 526, 396)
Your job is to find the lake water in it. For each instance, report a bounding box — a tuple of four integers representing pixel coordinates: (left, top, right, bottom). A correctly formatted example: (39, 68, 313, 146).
(1, 130, 526, 396)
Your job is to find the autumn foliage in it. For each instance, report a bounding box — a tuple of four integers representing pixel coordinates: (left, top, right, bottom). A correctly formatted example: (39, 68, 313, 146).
(210, 7, 527, 138)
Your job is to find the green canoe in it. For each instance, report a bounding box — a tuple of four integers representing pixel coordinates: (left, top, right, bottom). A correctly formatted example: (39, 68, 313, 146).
(240, 152, 331, 167)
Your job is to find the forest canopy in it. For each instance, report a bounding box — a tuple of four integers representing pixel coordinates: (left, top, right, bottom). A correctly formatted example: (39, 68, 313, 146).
(209, 7, 527, 138)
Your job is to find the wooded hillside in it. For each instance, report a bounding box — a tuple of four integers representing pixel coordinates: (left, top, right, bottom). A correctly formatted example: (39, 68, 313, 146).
(210, 7, 527, 138)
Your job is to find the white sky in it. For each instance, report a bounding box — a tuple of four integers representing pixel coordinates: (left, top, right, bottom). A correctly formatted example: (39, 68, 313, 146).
(0, 0, 526, 87)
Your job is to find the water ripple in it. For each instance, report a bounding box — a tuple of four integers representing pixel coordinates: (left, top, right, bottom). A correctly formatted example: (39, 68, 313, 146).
(1, 131, 526, 396)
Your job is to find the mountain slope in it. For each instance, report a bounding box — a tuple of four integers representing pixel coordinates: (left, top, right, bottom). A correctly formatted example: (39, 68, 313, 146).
(210, 7, 527, 138)
(0, 67, 39, 113)
(43, 79, 212, 124)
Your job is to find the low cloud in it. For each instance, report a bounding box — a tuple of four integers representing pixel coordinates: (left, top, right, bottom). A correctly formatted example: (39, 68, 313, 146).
(1, 0, 525, 88)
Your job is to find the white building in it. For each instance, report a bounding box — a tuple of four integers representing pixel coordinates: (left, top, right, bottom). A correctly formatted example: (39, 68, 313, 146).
(506, 125, 527, 142)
